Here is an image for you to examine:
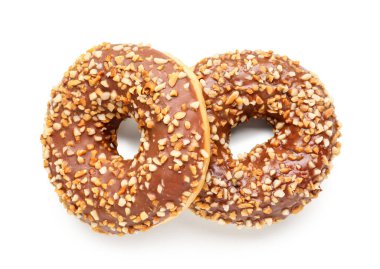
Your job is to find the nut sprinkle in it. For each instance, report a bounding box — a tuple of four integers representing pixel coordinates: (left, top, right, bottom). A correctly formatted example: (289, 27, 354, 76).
(41, 43, 210, 234)
(191, 50, 341, 228)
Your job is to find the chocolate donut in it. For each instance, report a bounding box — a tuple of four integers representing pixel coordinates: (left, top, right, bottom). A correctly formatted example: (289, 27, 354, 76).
(191, 50, 341, 228)
(41, 43, 210, 234)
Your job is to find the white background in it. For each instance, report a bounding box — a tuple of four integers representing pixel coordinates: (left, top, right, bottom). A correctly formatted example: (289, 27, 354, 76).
(1, 0, 379, 268)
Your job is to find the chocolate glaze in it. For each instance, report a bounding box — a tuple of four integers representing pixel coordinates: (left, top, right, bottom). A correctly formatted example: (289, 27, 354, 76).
(41, 43, 210, 234)
(191, 50, 341, 228)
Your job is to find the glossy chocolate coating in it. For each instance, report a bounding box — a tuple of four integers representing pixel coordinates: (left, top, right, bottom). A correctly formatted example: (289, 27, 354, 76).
(191, 50, 341, 228)
(41, 43, 210, 234)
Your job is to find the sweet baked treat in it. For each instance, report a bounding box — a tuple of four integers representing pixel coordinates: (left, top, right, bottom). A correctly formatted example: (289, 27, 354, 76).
(41, 43, 210, 234)
(191, 50, 341, 228)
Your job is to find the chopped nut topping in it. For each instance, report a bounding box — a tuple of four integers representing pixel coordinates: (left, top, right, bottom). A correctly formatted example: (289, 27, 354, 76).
(190, 101, 200, 110)
(301, 73, 312, 80)
(274, 189, 285, 198)
(149, 164, 157, 172)
(189, 49, 340, 229)
(170, 150, 181, 158)
(41, 43, 210, 234)
(153, 58, 168, 64)
(90, 210, 99, 221)
(168, 72, 179, 87)
(140, 211, 149, 221)
(174, 111, 186, 120)
(234, 171, 244, 179)
(200, 149, 209, 159)
(225, 91, 239, 105)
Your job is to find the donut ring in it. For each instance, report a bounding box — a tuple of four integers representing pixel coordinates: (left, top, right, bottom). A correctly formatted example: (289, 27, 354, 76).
(191, 50, 341, 228)
(41, 43, 210, 234)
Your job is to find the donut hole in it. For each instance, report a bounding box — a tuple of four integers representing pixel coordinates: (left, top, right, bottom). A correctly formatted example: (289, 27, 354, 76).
(117, 118, 141, 159)
(230, 118, 273, 159)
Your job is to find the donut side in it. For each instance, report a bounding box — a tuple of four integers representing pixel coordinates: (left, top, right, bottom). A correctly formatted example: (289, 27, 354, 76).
(162, 52, 211, 211)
